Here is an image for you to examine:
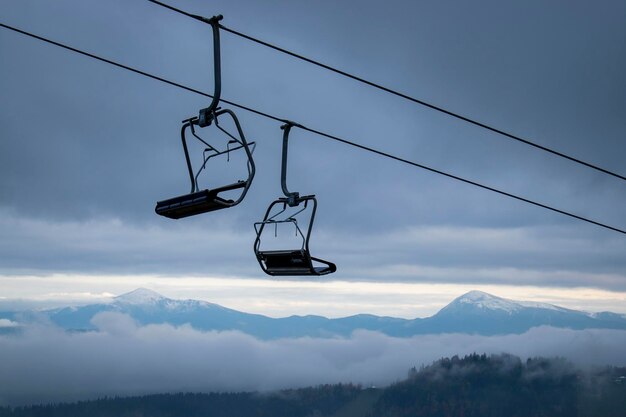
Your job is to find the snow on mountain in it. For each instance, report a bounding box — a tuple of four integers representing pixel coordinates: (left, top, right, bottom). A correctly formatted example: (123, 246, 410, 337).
(114, 288, 165, 305)
(516, 301, 566, 312)
(453, 290, 523, 313)
(111, 288, 229, 312)
(444, 290, 568, 314)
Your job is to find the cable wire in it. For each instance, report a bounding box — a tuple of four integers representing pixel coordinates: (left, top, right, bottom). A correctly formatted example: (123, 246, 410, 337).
(145, 0, 626, 183)
(1, 21, 624, 236)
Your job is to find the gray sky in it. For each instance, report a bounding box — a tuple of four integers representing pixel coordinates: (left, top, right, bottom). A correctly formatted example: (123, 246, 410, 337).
(1, 0, 626, 314)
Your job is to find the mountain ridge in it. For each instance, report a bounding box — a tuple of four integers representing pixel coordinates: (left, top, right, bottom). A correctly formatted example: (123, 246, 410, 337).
(1, 289, 625, 338)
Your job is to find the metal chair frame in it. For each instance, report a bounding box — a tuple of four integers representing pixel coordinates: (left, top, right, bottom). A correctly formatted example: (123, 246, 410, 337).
(254, 123, 336, 276)
(155, 16, 255, 219)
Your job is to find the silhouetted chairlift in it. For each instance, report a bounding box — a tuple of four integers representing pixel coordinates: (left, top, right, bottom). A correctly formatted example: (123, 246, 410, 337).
(254, 123, 336, 276)
(155, 15, 256, 219)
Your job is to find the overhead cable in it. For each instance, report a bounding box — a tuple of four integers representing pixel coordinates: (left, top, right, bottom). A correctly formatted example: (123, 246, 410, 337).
(145, 0, 626, 183)
(1, 21, 624, 236)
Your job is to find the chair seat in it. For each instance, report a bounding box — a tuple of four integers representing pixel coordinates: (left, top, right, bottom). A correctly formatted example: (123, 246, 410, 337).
(257, 249, 336, 276)
(155, 181, 246, 219)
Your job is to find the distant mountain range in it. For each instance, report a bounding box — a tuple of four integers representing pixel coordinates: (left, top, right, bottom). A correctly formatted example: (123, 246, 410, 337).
(2, 288, 625, 339)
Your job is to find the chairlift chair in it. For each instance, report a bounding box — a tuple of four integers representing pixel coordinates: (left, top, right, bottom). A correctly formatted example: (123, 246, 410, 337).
(155, 109, 256, 219)
(254, 123, 336, 276)
(155, 15, 256, 219)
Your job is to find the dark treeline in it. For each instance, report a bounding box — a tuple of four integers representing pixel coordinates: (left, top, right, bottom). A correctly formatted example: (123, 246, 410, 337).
(376, 353, 626, 417)
(1, 354, 624, 417)
(0, 386, 363, 417)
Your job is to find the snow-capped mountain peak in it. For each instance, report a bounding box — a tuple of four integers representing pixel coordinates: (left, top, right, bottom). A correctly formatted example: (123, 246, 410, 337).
(114, 288, 167, 305)
(448, 291, 523, 314)
(443, 291, 566, 315)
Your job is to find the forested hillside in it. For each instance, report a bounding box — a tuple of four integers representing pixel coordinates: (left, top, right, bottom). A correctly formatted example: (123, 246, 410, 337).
(1, 355, 624, 417)
(375, 354, 625, 417)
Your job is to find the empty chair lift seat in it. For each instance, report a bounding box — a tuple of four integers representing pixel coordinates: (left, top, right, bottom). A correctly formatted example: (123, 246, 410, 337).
(155, 181, 246, 219)
(257, 249, 336, 276)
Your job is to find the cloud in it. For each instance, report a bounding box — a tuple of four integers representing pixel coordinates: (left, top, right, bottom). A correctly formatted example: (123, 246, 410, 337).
(0, 315, 625, 406)
(1, 0, 626, 289)
(0, 210, 258, 276)
(1, 210, 625, 291)
(0, 319, 18, 328)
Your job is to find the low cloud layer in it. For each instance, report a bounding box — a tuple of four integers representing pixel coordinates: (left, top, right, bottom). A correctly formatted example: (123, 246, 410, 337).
(1, 312, 625, 406)
(0, 319, 18, 328)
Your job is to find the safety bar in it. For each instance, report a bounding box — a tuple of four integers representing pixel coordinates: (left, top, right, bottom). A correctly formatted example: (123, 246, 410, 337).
(194, 141, 256, 192)
(254, 195, 318, 255)
(180, 108, 255, 198)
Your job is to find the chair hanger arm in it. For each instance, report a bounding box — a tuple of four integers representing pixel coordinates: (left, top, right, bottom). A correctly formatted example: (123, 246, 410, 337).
(197, 15, 223, 128)
(281, 122, 301, 206)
